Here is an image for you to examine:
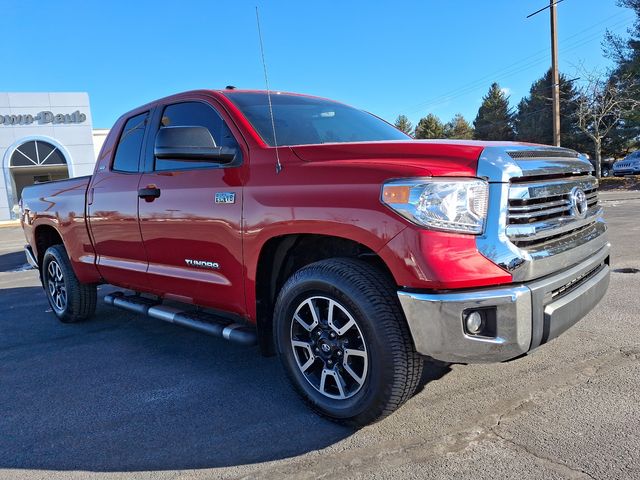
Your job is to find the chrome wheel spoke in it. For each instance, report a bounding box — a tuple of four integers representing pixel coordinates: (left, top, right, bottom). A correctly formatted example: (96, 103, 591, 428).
(291, 340, 315, 372)
(343, 348, 368, 385)
(344, 347, 367, 359)
(293, 313, 313, 332)
(320, 368, 346, 399)
(55, 263, 63, 282)
(54, 292, 63, 310)
(59, 287, 67, 307)
(48, 262, 56, 279)
(293, 298, 319, 332)
(327, 299, 356, 336)
(332, 369, 347, 398)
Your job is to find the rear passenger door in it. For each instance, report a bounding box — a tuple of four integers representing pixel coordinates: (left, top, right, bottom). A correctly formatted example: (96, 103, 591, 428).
(88, 111, 150, 290)
(138, 99, 247, 315)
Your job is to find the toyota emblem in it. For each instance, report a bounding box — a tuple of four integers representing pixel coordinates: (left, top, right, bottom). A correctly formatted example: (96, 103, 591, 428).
(570, 187, 588, 218)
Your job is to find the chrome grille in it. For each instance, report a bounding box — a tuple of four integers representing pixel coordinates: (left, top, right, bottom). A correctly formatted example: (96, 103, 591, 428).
(506, 175, 601, 248)
(477, 145, 608, 282)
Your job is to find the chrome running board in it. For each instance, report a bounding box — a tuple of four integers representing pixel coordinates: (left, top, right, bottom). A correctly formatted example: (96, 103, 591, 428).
(103, 292, 257, 346)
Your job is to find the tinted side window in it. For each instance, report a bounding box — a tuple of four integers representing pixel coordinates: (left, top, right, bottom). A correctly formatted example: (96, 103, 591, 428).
(112, 112, 148, 173)
(155, 101, 240, 171)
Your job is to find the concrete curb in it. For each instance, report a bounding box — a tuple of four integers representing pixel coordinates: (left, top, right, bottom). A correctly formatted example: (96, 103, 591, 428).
(0, 220, 20, 228)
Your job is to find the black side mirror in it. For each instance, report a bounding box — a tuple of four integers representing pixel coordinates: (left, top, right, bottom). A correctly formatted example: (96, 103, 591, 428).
(154, 126, 236, 162)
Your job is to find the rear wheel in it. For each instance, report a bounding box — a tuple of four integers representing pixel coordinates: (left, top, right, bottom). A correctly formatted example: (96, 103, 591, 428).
(274, 258, 423, 427)
(42, 245, 96, 323)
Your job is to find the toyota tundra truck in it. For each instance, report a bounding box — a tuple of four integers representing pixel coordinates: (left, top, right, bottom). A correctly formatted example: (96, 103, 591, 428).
(19, 89, 610, 426)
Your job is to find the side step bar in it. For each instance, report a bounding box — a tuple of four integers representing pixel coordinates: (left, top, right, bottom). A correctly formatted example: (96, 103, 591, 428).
(104, 292, 257, 346)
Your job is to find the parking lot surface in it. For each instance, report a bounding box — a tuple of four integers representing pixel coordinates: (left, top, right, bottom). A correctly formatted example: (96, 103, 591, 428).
(1, 190, 639, 480)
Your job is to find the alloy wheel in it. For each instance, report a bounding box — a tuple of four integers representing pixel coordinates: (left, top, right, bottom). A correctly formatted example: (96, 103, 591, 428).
(46, 260, 67, 313)
(290, 296, 368, 400)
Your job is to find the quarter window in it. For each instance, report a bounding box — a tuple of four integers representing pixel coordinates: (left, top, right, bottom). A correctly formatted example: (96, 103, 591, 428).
(112, 112, 148, 173)
(155, 101, 240, 171)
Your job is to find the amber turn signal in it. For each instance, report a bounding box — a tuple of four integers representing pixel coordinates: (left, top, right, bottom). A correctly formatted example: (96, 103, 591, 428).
(382, 185, 410, 204)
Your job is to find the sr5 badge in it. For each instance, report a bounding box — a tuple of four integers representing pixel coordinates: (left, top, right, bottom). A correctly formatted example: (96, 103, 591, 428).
(215, 192, 236, 204)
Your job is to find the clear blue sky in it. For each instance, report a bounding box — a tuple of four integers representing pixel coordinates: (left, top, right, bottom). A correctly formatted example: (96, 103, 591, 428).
(1, 0, 633, 128)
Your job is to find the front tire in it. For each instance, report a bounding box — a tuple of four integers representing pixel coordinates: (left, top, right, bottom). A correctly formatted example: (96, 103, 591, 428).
(274, 258, 423, 427)
(42, 245, 97, 323)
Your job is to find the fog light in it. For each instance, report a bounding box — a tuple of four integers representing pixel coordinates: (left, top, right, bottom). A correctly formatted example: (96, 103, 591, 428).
(465, 311, 484, 335)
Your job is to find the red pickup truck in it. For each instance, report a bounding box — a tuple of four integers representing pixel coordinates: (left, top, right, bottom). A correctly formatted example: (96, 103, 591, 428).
(20, 89, 610, 426)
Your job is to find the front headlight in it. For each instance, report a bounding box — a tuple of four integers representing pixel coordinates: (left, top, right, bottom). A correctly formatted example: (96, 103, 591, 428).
(381, 178, 489, 234)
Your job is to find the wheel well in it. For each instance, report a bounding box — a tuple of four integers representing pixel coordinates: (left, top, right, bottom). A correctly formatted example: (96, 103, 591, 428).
(255, 234, 395, 356)
(34, 225, 63, 270)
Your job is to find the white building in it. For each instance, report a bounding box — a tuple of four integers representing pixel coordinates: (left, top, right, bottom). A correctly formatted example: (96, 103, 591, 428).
(0, 92, 107, 221)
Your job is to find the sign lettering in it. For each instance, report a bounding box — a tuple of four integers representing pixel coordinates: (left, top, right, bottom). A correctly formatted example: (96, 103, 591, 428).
(0, 110, 87, 126)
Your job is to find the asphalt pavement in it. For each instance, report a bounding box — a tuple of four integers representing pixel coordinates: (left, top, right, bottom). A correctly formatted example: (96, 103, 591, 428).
(0, 191, 639, 480)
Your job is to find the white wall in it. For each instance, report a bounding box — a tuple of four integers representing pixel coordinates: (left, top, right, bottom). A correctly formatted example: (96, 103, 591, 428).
(0, 92, 96, 220)
(92, 129, 110, 161)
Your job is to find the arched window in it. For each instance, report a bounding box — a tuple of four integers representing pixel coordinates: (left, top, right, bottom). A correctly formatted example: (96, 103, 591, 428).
(10, 140, 67, 167)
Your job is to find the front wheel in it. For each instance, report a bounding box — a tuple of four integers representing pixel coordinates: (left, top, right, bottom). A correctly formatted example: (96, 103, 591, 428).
(42, 245, 97, 323)
(274, 258, 423, 427)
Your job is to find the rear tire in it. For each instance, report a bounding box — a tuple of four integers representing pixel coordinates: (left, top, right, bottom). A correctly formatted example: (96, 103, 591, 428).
(274, 258, 423, 427)
(42, 245, 96, 323)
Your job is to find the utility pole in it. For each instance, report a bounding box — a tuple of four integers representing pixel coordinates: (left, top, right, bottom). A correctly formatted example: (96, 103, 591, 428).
(528, 0, 564, 146)
(550, 0, 561, 146)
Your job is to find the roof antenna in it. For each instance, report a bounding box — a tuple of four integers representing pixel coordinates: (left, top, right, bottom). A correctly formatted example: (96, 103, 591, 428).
(255, 6, 282, 174)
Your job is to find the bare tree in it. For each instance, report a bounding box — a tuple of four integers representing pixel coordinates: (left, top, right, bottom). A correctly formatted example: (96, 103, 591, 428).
(574, 68, 640, 178)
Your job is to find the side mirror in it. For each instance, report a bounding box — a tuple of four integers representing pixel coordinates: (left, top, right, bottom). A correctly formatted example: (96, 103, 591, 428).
(154, 126, 236, 162)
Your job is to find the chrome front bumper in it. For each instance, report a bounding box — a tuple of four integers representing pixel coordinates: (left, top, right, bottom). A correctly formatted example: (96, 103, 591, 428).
(398, 244, 610, 363)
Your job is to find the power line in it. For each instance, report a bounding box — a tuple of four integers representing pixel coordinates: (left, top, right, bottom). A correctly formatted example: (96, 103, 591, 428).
(527, 0, 566, 19)
(405, 12, 626, 112)
(407, 16, 632, 113)
(403, 13, 633, 115)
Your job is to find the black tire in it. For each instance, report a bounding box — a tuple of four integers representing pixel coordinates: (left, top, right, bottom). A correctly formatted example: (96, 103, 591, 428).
(274, 258, 423, 427)
(602, 167, 610, 178)
(42, 245, 96, 323)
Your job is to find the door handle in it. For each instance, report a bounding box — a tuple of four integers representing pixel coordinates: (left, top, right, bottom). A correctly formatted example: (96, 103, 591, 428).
(138, 186, 161, 201)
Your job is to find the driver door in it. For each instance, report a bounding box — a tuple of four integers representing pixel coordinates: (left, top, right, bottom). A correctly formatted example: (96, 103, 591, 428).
(138, 98, 247, 316)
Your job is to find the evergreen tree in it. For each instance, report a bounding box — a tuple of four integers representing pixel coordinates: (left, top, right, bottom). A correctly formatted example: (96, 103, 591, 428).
(444, 114, 474, 139)
(394, 115, 414, 136)
(473, 83, 515, 140)
(604, 0, 640, 153)
(415, 113, 445, 139)
(515, 69, 590, 152)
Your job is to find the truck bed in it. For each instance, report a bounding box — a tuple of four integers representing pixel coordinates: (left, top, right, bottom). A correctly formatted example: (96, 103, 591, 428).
(21, 175, 94, 278)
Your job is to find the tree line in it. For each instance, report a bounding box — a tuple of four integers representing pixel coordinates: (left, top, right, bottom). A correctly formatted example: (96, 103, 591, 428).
(394, 0, 639, 176)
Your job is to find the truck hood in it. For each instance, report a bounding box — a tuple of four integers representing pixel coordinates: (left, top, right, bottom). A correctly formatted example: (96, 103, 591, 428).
(289, 140, 531, 177)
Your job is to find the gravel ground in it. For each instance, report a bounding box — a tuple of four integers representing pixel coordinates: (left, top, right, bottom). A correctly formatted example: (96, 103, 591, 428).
(0, 191, 638, 480)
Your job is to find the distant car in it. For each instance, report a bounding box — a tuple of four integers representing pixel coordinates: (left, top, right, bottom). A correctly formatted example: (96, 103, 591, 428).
(583, 154, 615, 177)
(601, 158, 616, 177)
(613, 151, 640, 176)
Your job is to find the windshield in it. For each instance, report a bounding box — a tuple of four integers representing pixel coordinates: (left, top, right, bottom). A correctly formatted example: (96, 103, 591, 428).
(224, 92, 410, 146)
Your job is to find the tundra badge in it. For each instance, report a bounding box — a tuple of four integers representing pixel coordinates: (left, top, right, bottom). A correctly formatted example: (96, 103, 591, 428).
(185, 259, 220, 270)
(215, 192, 236, 204)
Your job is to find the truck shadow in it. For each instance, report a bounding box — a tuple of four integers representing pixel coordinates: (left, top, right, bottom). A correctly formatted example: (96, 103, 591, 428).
(0, 285, 451, 472)
(0, 251, 31, 272)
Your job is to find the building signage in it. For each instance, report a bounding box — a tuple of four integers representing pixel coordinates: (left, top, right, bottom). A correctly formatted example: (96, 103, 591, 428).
(0, 110, 86, 126)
